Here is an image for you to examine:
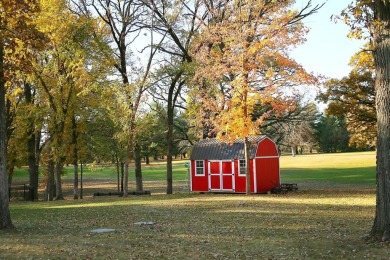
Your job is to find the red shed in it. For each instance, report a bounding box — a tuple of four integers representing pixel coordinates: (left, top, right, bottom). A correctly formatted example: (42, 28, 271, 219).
(189, 136, 280, 193)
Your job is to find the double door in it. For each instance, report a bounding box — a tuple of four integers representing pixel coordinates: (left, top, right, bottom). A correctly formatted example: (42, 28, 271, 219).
(208, 160, 235, 191)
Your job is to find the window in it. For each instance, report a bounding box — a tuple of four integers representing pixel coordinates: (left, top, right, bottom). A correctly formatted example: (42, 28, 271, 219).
(195, 161, 204, 176)
(239, 159, 247, 176)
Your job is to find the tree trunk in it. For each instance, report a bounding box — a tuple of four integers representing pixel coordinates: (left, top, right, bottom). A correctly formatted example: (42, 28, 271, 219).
(165, 75, 184, 195)
(46, 158, 55, 201)
(115, 154, 120, 192)
(8, 168, 12, 186)
(370, 1, 390, 241)
(7, 164, 14, 197)
(120, 161, 124, 192)
(25, 83, 40, 202)
(55, 160, 64, 200)
(72, 116, 78, 199)
(145, 156, 150, 165)
(134, 142, 143, 191)
(80, 161, 83, 199)
(291, 146, 296, 157)
(73, 159, 78, 200)
(123, 143, 130, 197)
(27, 132, 40, 201)
(0, 38, 13, 229)
(244, 137, 251, 195)
(166, 105, 174, 195)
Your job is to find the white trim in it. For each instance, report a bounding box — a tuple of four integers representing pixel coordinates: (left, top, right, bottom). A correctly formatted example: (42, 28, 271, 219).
(208, 160, 220, 191)
(278, 159, 281, 187)
(254, 158, 257, 193)
(195, 160, 205, 176)
(208, 160, 235, 191)
(232, 160, 235, 192)
(221, 160, 234, 191)
(238, 159, 247, 176)
(189, 161, 192, 192)
(219, 161, 223, 189)
(208, 163, 211, 191)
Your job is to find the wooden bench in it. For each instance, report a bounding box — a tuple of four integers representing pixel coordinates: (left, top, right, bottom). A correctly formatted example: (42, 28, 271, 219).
(280, 183, 298, 193)
(9, 184, 30, 201)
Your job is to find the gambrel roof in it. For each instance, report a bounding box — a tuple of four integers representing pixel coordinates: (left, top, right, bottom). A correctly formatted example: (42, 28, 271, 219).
(190, 136, 267, 160)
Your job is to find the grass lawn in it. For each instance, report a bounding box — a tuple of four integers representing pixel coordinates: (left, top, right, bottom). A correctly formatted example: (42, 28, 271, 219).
(280, 151, 376, 189)
(2, 151, 386, 259)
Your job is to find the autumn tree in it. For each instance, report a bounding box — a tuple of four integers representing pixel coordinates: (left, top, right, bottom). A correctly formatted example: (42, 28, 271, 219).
(33, 0, 109, 200)
(6, 80, 45, 201)
(342, 0, 390, 241)
(0, 0, 46, 228)
(319, 48, 376, 148)
(191, 0, 321, 194)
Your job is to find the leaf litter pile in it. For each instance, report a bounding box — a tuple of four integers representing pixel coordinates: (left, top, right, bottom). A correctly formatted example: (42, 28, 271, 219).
(1, 189, 389, 259)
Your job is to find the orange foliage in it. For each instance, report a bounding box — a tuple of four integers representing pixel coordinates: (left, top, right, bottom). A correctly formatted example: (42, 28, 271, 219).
(190, 0, 318, 141)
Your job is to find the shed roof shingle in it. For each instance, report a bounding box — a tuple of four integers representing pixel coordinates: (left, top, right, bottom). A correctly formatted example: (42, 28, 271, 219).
(190, 136, 267, 160)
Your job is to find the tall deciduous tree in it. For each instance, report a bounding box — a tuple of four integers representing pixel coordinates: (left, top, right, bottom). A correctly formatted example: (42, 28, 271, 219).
(319, 49, 376, 148)
(342, 0, 390, 241)
(0, 6, 10, 229)
(88, 0, 159, 195)
(0, 0, 44, 229)
(34, 0, 107, 200)
(191, 0, 320, 194)
(142, 0, 201, 194)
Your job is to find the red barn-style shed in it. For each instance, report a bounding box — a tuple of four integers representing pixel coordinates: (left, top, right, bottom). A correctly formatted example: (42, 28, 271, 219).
(189, 136, 280, 193)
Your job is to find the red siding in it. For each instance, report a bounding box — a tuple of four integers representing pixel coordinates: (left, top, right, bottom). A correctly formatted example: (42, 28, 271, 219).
(210, 161, 219, 174)
(210, 175, 220, 189)
(256, 138, 278, 157)
(191, 160, 208, 192)
(234, 159, 254, 193)
(234, 159, 245, 192)
(255, 158, 280, 192)
(250, 160, 255, 192)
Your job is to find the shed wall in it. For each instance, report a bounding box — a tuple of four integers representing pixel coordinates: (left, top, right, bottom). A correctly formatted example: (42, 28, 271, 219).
(255, 158, 280, 192)
(256, 138, 279, 157)
(191, 160, 208, 192)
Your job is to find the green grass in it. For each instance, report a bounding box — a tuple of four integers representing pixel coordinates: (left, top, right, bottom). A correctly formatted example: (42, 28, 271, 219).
(12, 160, 189, 182)
(3, 151, 388, 259)
(280, 151, 376, 188)
(2, 191, 387, 259)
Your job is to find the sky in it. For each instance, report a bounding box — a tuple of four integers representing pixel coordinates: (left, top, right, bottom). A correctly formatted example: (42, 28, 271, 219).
(291, 0, 365, 79)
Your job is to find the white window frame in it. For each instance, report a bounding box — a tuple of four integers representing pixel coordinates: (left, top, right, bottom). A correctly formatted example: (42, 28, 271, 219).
(239, 159, 247, 176)
(195, 160, 205, 176)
